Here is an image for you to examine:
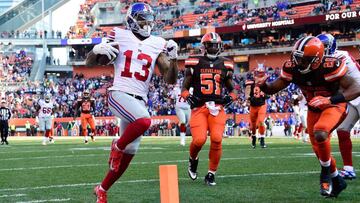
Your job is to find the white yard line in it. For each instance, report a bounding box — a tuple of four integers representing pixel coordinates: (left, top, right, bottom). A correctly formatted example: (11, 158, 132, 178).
(0, 154, 103, 161)
(0, 194, 26, 198)
(0, 155, 314, 172)
(0, 146, 311, 155)
(16, 198, 71, 203)
(0, 171, 318, 192)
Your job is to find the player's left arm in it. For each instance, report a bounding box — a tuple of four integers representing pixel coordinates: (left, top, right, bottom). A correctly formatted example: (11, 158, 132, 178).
(338, 73, 360, 102)
(156, 40, 179, 84)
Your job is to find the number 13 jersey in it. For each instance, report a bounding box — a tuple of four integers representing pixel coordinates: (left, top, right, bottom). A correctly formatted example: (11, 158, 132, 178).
(185, 56, 234, 106)
(108, 28, 167, 98)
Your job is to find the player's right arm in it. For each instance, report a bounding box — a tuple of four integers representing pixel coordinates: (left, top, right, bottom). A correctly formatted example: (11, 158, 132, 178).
(257, 61, 291, 94)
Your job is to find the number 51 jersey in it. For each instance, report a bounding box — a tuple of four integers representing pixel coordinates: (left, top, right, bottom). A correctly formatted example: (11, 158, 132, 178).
(108, 28, 167, 98)
(185, 56, 234, 107)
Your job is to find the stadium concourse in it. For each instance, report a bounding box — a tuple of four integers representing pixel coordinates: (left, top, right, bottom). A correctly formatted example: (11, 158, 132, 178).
(0, 0, 360, 202)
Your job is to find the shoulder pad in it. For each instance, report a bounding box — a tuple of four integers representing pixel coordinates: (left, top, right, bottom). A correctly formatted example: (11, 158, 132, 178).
(185, 58, 199, 66)
(323, 57, 347, 82)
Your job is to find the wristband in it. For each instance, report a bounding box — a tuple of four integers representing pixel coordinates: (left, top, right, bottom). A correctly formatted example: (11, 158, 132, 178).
(330, 93, 346, 104)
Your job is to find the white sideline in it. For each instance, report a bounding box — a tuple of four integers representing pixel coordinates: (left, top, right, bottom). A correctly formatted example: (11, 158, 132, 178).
(16, 198, 71, 203)
(0, 155, 314, 172)
(0, 171, 318, 192)
(0, 194, 26, 198)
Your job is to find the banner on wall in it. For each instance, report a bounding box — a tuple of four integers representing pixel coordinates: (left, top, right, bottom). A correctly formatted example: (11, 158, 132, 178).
(216, 11, 360, 33)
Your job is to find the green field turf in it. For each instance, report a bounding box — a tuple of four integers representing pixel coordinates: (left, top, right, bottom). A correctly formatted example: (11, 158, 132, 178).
(0, 137, 359, 203)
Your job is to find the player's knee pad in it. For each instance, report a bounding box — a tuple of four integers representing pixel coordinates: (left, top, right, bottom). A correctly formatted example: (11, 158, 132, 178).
(192, 137, 207, 147)
(314, 130, 328, 142)
(210, 140, 222, 151)
(123, 136, 142, 154)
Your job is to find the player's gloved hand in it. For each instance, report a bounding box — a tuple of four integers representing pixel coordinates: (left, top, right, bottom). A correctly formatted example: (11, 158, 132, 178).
(254, 74, 269, 87)
(308, 96, 331, 110)
(92, 39, 119, 60)
(223, 93, 237, 108)
(187, 95, 202, 108)
(165, 39, 178, 59)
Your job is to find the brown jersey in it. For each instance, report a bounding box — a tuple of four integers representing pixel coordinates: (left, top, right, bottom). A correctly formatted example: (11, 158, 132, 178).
(246, 79, 267, 106)
(76, 98, 95, 114)
(280, 56, 347, 109)
(185, 56, 234, 107)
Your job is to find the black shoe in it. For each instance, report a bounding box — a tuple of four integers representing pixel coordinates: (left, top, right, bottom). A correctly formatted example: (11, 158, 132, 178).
(251, 136, 256, 149)
(260, 137, 267, 148)
(320, 166, 332, 197)
(5, 141, 8, 145)
(329, 175, 347, 198)
(188, 157, 198, 180)
(1, 141, 3, 145)
(204, 172, 216, 186)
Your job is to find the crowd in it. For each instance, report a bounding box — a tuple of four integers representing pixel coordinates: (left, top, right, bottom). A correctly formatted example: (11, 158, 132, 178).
(0, 50, 32, 83)
(0, 29, 63, 39)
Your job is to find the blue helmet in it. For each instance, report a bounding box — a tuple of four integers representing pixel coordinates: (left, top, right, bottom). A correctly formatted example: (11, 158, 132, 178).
(126, 3, 155, 37)
(316, 34, 337, 55)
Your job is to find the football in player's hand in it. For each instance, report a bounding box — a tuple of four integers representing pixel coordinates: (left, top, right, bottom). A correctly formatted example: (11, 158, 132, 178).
(96, 43, 120, 65)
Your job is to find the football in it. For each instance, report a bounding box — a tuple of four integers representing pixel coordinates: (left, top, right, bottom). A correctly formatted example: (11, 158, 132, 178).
(97, 43, 119, 65)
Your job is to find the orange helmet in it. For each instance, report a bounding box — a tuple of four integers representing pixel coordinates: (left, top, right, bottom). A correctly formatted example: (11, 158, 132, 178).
(201, 32, 223, 59)
(292, 36, 324, 74)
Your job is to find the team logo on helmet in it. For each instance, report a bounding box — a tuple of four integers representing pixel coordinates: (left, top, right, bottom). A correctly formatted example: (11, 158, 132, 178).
(201, 32, 223, 59)
(126, 3, 155, 38)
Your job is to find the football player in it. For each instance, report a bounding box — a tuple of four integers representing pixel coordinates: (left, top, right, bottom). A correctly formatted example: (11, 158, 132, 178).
(86, 3, 178, 203)
(171, 82, 191, 146)
(74, 89, 96, 144)
(256, 36, 360, 197)
(181, 32, 236, 186)
(36, 93, 56, 145)
(317, 33, 359, 180)
(245, 67, 268, 148)
(292, 92, 309, 142)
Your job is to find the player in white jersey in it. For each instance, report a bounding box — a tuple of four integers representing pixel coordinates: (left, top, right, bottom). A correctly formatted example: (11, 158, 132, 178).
(172, 83, 191, 146)
(293, 93, 309, 142)
(318, 34, 359, 179)
(36, 93, 55, 145)
(86, 3, 178, 203)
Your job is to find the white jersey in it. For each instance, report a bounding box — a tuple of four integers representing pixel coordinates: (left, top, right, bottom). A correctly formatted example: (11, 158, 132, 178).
(108, 28, 167, 98)
(38, 99, 54, 118)
(334, 50, 360, 106)
(299, 95, 307, 111)
(172, 87, 190, 109)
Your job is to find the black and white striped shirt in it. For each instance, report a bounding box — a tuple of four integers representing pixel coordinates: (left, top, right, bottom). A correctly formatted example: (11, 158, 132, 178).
(0, 107, 11, 121)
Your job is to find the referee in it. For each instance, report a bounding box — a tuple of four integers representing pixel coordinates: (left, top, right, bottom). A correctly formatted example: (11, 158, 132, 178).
(0, 100, 11, 145)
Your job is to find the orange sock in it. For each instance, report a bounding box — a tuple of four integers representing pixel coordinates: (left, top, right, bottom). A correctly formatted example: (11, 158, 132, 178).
(209, 141, 222, 172)
(258, 125, 265, 135)
(330, 156, 337, 174)
(317, 138, 331, 166)
(190, 142, 202, 160)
